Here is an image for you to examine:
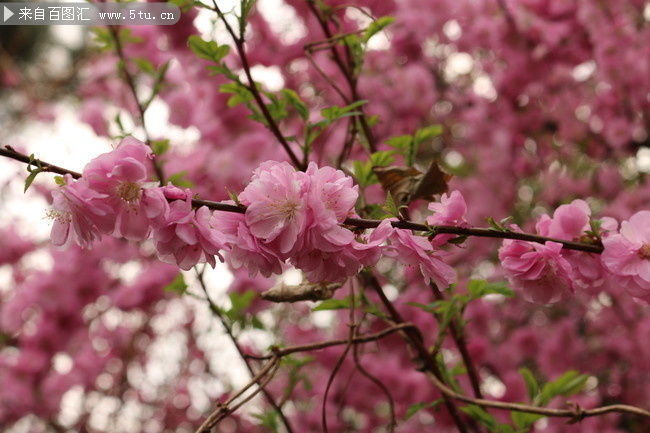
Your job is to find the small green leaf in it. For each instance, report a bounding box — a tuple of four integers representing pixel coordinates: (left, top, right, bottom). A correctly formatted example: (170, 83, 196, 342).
(54, 176, 66, 186)
(404, 400, 442, 421)
(461, 405, 499, 430)
(281, 89, 309, 120)
(188, 35, 230, 63)
(163, 273, 188, 295)
(352, 159, 377, 188)
(362, 16, 396, 43)
(24, 168, 43, 192)
(167, 170, 194, 188)
(519, 367, 539, 401)
(312, 297, 350, 311)
(467, 280, 514, 299)
(414, 125, 443, 144)
(511, 411, 544, 431)
(151, 139, 170, 156)
(133, 57, 156, 75)
(229, 291, 256, 313)
(370, 150, 395, 167)
(537, 371, 589, 406)
(447, 235, 468, 245)
(386, 134, 417, 165)
(382, 192, 399, 217)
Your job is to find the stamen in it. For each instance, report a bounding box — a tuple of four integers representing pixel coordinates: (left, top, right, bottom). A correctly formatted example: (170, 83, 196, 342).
(116, 181, 142, 204)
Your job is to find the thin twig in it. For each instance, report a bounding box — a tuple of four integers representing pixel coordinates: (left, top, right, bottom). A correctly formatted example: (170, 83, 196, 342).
(305, 0, 377, 152)
(209, 1, 304, 170)
(430, 283, 484, 400)
(194, 268, 295, 433)
(108, 26, 166, 183)
(243, 323, 416, 360)
(424, 369, 650, 421)
(195, 357, 281, 433)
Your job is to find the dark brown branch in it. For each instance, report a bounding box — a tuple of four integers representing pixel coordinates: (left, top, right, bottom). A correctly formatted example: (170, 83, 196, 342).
(0, 146, 82, 179)
(360, 271, 474, 433)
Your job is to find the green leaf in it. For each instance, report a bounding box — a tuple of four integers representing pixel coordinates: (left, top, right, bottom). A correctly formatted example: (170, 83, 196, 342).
(252, 408, 280, 432)
(352, 159, 377, 188)
(487, 216, 512, 232)
(163, 273, 188, 295)
(386, 134, 415, 165)
(240, 0, 257, 26)
(312, 297, 350, 311)
(386, 135, 412, 152)
(497, 423, 518, 433)
(167, 170, 194, 188)
(54, 176, 66, 186)
(447, 235, 468, 245)
(362, 16, 396, 43)
(467, 280, 514, 299)
(281, 89, 309, 120)
(187, 35, 230, 63)
(511, 411, 544, 432)
(133, 57, 156, 75)
(343, 33, 364, 73)
(370, 150, 395, 167)
(151, 139, 170, 156)
(91, 27, 114, 51)
(537, 371, 589, 406)
(168, 0, 193, 12)
(404, 400, 442, 421)
(519, 367, 539, 401)
(414, 125, 443, 144)
(229, 291, 256, 313)
(24, 154, 43, 193)
(461, 405, 499, 430)
(382, 192, 399, 217)
(24, 168, 43, 192)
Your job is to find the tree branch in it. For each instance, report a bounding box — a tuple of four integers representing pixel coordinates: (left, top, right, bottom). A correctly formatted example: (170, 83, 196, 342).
(0, 146, 605, 254)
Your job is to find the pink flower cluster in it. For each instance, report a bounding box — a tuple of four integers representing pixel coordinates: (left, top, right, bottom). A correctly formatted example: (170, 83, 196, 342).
(48, 137, 226, 271)
(48, 140, 466, 286)
(220, 161, 394, 282)
(601, 211, 650, 302)
(499, 200, 596, 304)
(500, 200, 650, 304)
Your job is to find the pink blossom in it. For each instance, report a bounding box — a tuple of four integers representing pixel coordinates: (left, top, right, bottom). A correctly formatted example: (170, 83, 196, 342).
(161, 183, 188, 200)
(384, 224, 456, 288)
(426, 190, 468, 227)
(47, 174, 113, 248)
(153, 200, 226, 271)
(292, 221, 392, 283)
(82, 137, 168, 240)
(305, 162, 358, 224)
(536, 199, 591, 240)
(601, 210, 650, 301)
(426, 191, 468, 246)
(499, 240, 574, 304)
(239, 161, 308, 254)
(217, 210, 284, 278)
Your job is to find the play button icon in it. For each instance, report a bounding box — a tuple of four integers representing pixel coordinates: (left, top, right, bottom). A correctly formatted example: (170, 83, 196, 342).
(3, 5, 13, 22)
